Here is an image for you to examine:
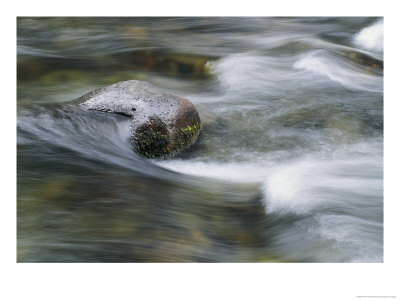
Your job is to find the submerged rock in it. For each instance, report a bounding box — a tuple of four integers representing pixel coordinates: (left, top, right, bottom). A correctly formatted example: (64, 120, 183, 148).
(113, 50, 214, 79)
(342, 50, 383, 73)
(74, 80, 201, 158)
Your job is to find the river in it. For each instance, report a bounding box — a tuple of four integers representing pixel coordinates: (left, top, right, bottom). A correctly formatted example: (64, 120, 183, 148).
(17, 17, 383, 262)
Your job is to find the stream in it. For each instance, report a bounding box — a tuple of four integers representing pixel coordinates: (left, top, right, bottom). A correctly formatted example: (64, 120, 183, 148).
(17, 17, 383, 262)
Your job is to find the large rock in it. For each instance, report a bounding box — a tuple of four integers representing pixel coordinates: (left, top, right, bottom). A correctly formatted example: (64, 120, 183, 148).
(74, 80, 201, 158)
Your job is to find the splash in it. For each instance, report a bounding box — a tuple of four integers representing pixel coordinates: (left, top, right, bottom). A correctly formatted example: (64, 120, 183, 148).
(354, 19, 383, 52)
(293, 49, 383, 92)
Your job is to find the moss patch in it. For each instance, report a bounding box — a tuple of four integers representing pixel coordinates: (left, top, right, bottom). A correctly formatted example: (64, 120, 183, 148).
(135, 131, 170, 158)
(134, 118, 170, 158)
(176, 122, 201, 147)
(134, 119, 201, 158)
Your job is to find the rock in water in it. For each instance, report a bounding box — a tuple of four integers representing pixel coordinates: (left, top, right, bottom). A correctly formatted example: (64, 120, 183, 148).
(75, 80, 201, 158)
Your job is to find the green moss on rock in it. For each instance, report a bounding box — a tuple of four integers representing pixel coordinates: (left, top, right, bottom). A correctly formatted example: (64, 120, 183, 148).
(176, 122, 201, 147)
(135, 130, 170, 158)
(134, 120, 201, 158)
(134, 117, 171, 158)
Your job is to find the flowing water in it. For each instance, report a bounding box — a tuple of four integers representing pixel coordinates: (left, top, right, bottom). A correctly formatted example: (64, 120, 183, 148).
(17, 17, 383, 262)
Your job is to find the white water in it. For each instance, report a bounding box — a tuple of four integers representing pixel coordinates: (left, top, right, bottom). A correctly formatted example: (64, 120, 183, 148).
(157, 139, 382, 262)
(354, 19, 383, 52)
(293, 49, 383, 92)
(156, 19, 383, 262)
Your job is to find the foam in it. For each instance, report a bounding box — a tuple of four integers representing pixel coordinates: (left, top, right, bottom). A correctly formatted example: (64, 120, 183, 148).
(354, 19, 383, 52)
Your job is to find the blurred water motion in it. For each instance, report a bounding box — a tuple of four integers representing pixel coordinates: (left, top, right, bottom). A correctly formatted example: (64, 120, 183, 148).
(17, 17, 383, 262)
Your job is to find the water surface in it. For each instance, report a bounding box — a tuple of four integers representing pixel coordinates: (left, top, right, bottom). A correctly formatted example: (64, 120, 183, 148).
(17, 17, 383, 262)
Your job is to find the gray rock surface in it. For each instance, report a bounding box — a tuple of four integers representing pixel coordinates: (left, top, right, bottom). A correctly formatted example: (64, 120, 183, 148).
(74, 80, 201, 158)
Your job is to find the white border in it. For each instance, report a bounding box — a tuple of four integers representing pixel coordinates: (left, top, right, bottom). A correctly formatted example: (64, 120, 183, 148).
(4, 1, 399, 299)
